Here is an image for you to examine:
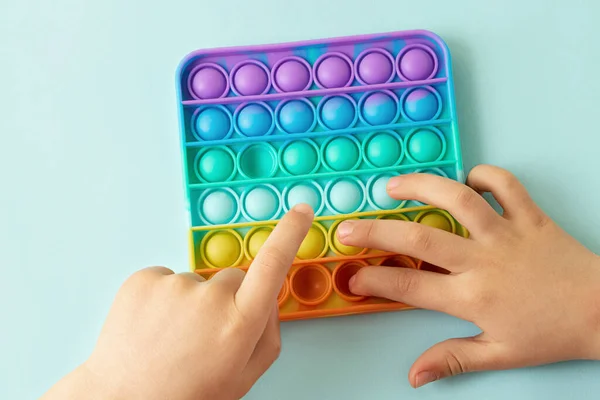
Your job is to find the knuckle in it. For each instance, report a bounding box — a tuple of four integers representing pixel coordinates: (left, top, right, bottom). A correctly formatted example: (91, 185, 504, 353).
(254, 247, 291, 273)
(270, 337, 282, 360)
(454, 186, 478, 210)
(532, 212, 551, 230)
(444, 350, 468, 376)
(392, 269, 419, 295)
(495, 169, 520, 192)
(406, 224, 433, 253)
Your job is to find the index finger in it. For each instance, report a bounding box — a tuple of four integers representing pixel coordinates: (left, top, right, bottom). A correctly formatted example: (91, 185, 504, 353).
(235, 203, 314, 321)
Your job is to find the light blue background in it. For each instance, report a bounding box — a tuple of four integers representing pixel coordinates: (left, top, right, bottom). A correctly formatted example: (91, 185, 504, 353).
(2, 0, 600, 398)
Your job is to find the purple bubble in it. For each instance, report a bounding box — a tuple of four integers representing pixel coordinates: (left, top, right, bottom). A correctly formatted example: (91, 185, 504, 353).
(356, 50, 393, 84)
(189, 65, 228, 99)
(315, 54, 353, 88)
(232, 61, 270, 96)
(273, 58, 311, 92)
(398, 46, 437, 81)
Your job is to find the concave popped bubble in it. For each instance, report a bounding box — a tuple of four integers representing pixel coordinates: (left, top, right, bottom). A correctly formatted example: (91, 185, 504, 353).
(290, 264, 332, 306)
(363, 131, 403, 168)
(402, 87, 441, 122)
(238, 143, 278, 179)
(355, 48, 394, 85)
(200, 230, 243, 268)
(326, 177, 366, 214)
(193, 106, 232, 141)
(195, 147, 236, 183)
(297, 223, 328, 260)
(367, 174, 403, 210)
(329, 220, 363, 256)
(397, 44, 438, 81)
(188, 63, 229, 100)
(234, 102, 274, 137)
(244, 226, 274, 259)
(406, 128, 445, 163)
(276, 99, 316, 134)
(359, 91, 399, 126)
(230, 60, 270, 96)
(283, 181, 324, 215)
(322, 136, 360, 172)
(378, 255, 417, 269)
(198, 188, 239, 225)
(280, 139, 319, 176)
(333, 261, 368, 302)
(314, 52, 354, 89)
(242, 184, 281, 221)
(272, 56, 312, 92)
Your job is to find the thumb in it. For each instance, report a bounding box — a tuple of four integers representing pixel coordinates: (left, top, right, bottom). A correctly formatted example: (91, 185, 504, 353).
(409, 336, 506, 388)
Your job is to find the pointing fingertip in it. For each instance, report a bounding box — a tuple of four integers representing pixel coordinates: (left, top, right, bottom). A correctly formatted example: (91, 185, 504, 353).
(414, 371, 438, 388)
(337, 221, 354, 239)
(291, 203, 314, 218)
(386, 176, 403, 191)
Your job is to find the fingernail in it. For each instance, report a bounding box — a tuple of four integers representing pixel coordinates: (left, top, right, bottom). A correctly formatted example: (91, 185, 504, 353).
(292, 203, 314, 216)
(337, 221, 354, 239)
(414, 371, 438, 388)
(349, 275, 356, 289)
(387, 176, 403, 190)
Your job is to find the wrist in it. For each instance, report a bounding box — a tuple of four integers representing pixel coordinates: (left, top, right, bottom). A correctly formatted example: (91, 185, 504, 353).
(41, 363, 118, 400)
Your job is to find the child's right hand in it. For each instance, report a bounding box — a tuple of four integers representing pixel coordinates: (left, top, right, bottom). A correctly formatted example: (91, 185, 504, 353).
(337, 165, 600, 388)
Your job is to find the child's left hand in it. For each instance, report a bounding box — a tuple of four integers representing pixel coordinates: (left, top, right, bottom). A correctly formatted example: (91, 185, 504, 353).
(42, 204, 314, 400)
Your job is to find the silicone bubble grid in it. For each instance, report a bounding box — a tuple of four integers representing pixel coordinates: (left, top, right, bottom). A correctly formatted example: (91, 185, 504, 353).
(177, 30, 464, 322)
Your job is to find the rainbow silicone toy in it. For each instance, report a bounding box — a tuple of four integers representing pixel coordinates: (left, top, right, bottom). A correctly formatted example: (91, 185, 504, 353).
(176, 30, 466, 321)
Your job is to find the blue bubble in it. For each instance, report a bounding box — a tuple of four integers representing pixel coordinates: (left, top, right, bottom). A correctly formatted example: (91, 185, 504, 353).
(319, 96, 356, 130)
(360, 92, 398, 126)
(403, 88, 439, 121)
(278, 100, 315, 133)
(370, 175, 402, 209)
(236, 103, 273, 136)
(194, 107, 231, 141)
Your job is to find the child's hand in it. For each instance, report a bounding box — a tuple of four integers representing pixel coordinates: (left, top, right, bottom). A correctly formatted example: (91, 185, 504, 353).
(43, 204, 314, 400)
(337, 165, 600, 388)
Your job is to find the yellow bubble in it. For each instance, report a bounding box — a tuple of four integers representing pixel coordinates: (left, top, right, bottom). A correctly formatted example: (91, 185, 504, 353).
(418, 212, 453, 232)
(297, 223, 327, 260)
(203, 230, 242, 268)
(330, 221, 362, 256)
(245, 227, 273, 259)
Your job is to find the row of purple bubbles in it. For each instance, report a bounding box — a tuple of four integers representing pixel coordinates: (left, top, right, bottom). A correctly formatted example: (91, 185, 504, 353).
(187, 44, 439, 100)
(192, 87, 442, 141)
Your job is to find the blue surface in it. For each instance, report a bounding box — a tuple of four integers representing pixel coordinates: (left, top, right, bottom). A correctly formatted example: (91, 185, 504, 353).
(2, 0, 600, 399)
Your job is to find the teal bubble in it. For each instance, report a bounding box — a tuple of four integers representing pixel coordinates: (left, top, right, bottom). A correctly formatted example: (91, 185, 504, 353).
(239, 143, 277, 179)
(281, 140, 319, 175)
(194, 106, 231, 141)
(286, 183, 321, 213)
(200, 189, 237, 224)
(236, 103, 273, 136)
(369, 175, 402, 209)
(365, 132, 402, 167)
(328, 179, 363, 214)
(319, 96, 356, 130)
(277, 100, 315, 133)
(244, 186, 279, 221)
(323, 137, 359, 171)
(196, 148, 235, 182)
(360, 91, 398, 125)
(407, 129, 444, 162)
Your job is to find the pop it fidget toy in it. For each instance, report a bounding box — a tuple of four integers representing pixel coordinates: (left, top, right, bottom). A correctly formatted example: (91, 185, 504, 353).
(176, 30, 466, 321)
